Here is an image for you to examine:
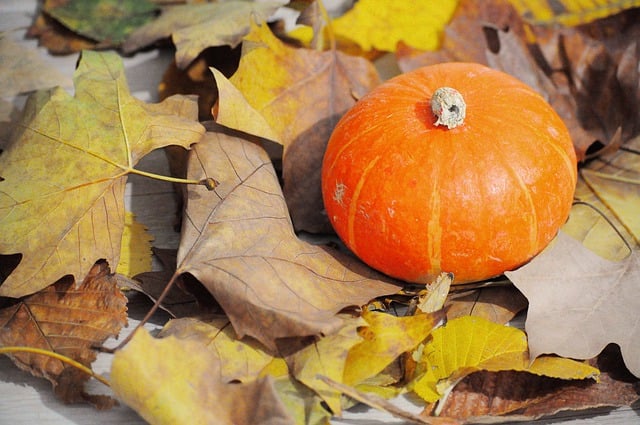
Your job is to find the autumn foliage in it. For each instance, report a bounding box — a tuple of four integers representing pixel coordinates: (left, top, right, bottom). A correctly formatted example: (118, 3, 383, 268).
(1, 0, 640, 423)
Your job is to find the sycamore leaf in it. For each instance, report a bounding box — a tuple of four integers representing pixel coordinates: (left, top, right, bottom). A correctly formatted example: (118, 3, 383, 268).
(45, 0, 158, 45)
(330, 0, 459, 52)
(122, 1, 286, 69)
(175, 130, 400, 351)
(0, 50, 205, 298)
(221, 21, 380, 232)
(271, 374, 333, 425)
(0, 261, 127, 407)
(158, 316, 273, 383)
(115, 211, 153, 278)
(506, 0, 640, 26)
(0, 34, 72, 97)
(412, 316, 599, 403)
(110, 328, 294, 425)
(506, 232, 640, 378)
(287, 315, 365, 415)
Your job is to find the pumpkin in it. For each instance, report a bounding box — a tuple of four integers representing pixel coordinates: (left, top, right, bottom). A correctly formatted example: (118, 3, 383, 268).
(321, 62, 577, 284)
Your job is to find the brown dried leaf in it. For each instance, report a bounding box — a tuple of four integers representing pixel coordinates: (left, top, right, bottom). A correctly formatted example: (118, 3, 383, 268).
(176, 130, 400, 351)
(506, 232, 640, 378)
(0, 261, 127, 407)
(219, 22, 381, 233)
(445, 286, 528, 324)
(429, 346, 640, 422)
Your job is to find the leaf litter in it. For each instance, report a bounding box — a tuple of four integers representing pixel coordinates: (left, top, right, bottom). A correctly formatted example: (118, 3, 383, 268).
(1, 0, 640, 423)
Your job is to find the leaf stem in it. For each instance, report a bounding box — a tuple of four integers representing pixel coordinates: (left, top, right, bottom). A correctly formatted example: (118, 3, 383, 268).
(128, 168, 218, 190)
(0, 346, 110, 387)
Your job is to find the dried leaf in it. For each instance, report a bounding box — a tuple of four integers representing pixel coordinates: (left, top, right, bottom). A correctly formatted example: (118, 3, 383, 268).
(46, 0, 157, 45)
(287, 315, 365, 415)
(221, 21, 380, 232)
(122, 1, 286, 68)
(159, 316, 274, 383)
(344, 309, 444, 387)
(412, 316, 599, 403)
(27, 0, 102, 54)
(110, 328, 294, 425)
(0, 34, 72, 96)
(331, 0, 458, 52)
(126, 248, 201, 318)
(0, 261, 127, 406)
(506, 232, 640, 378)
(116, 211, 153, 278)
(507, 0, 640, 26)
(175, 130, 399, 351)
(291, 0, 459, 53)
(432, 345, 640, 421)
(445, 286, 528, 324)
(0, 50, 205, 298)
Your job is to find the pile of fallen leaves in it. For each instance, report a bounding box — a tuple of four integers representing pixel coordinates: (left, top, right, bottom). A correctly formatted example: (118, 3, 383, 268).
(1, 0, 640, 423)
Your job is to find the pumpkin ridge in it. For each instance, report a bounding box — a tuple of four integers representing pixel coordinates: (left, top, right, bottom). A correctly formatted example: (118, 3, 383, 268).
(347, 155, 382, 252)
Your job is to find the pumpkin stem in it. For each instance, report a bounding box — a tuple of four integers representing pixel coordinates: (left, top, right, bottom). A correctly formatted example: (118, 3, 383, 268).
(431, 87, 466, 129)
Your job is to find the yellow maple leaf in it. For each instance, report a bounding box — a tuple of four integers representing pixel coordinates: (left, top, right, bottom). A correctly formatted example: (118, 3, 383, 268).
(412, 316, 599, 402)
(111, 328, 293, 424)
(116, 211, 153, 278)
(290, 0, 459, 52)
(0, 50, 204, 298)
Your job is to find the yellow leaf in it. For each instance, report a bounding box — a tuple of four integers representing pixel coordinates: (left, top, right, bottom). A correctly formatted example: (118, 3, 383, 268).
(289, 316, 365, 415)
(110, 329, 293, 425)
(158, 316, 274, 383)
(412, 316, 599, 402)
(227, 21, 379, 148)
(506, 0, 640, 26)
(330, 0, 459, 52)
(0, 50, 204, 298)
(116, 211, 153, 278)
(343, 309, 443, 386)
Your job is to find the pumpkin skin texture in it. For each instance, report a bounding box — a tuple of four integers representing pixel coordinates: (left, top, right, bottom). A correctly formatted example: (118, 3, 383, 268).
(321, 62, 577, 284)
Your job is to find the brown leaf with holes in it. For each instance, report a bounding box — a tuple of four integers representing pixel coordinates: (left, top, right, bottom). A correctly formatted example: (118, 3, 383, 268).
(0, 261, 127, 407)
(175, 129, 400, 351)
(426, 345, 640, 422)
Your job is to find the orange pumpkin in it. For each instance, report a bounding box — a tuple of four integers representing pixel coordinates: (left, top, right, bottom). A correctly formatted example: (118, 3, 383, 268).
(321, 62, 577, 284)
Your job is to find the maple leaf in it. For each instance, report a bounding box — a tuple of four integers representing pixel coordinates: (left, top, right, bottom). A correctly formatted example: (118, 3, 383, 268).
(122, 1, 287, 69)
(216, 21, 380, 232)
(110, 328, 294, 425)
(0, 50, 205, 298)
(290, 0, 459, 53)
(0, 261, 127, 407)
(411, 316, 599, 404)
(506, 232, 640, 378)
(174, 129, 400, 351)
